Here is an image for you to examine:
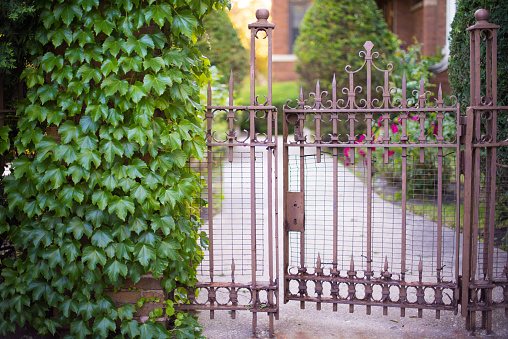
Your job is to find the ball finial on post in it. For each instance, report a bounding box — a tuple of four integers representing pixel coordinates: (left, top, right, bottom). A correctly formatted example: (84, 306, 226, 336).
(256, 8, 270, 21)
(475, 9, 489, 22)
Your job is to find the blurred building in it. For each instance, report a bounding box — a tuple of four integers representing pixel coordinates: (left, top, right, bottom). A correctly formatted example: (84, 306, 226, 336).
(271, 0, 456, 92)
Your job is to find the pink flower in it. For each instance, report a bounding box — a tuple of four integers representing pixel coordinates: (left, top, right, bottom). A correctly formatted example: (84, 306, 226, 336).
(382, 150, 396, 159)
(432, 123, 438, 135)
(378, 116, 383, 127)
(398, 117, 402, 124)
(391, 124, 399, 134)
(344, 147, 350, 159)
(357, 134, 365, 143)
(359, 149, 366, 158)
(412, 116, 419, 121)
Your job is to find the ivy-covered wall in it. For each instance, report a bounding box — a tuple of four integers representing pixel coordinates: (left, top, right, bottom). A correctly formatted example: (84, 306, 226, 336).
(0, 0, 227, 337)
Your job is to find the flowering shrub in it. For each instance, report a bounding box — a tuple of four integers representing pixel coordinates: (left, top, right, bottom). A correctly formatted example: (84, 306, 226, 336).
(344, 42, 457, 197)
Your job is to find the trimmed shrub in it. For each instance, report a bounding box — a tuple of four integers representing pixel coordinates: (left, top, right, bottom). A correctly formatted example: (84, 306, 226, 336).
(294, 0, 399, 97)
(196, 9, 249, 88)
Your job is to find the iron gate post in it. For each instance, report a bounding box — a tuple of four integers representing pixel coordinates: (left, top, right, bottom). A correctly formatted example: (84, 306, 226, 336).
(464, 9, 503, 335)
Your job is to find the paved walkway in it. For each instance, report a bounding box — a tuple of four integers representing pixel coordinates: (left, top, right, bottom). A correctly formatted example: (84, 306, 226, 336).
(198, 139, 508, 338)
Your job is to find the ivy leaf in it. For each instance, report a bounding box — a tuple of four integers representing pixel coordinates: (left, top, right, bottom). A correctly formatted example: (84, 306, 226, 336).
(145, 4, 172, 28)
(128, 81, 146, 103)
(119, 56, 142, 73)
(91, 228, 114, 248)
(113, 224, 131, 242)
(68, 164, 90, 184)
(133, 243, 156, 267)
(85, 206, 108, 228)
(170, 83, 191, 101)
(169, 149, 187, 168)
(77, 64, 102, 83)
(109, 196, 135, 221)
(104, 259, 128, 281)
(142, 172, 162, 190)
(82, 246, 107, 270)
(74, 29, 94, 47)
(60, 297, 78, 317)
(92, 189, 112, 211)
(68, 217, 93, 240)
(118, 304, 136, 321)
(85, 103, 108, 121)
(93, 17, 115, 36)
(59, 120, 81, 143)
(101, 57, 119, 77)
(62, 240, 81, 262)
(151, 257, 168, 278)
(101, 171, 118, 191)
(101, 74, 129, 97)
(60, 184, 84, 205)
(143, 55, 165, 72)
(171, 11, 198, 38)
(139, 321, 159, 339)
(150, 30, 167, 49)
(57, 3, 83, 26)
(70, 318, 92, 339)
(78, 148, 101, 170)
(124, 35, 154, 58)
(77, 134, 98, 150)
(78, 299, 99, 321)
(103, 36, 125, 57)
(55, 143, 78, 164)
(131, 183, 149, 204)
(114, 241, 134, 260)
(83, 46, 103, 63)
(143, 73, 172, 96)
(121, 320, 140, 338)
(37, 84, 58, 105)
(65, 47, 85, 64)
(43, 165, 67, 190)
(49, 26, 73, 47)
(151, 215, 175, 235)
(99, 139, 124, 163)
(43, 246, 65, 268)
(131, 216, 148, 234)
(80, 115, 100, 134)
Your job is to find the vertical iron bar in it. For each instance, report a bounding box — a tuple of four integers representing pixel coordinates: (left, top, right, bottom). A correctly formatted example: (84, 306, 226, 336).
(400, 74, 407, 318)
(462, 107, 474, 318)
(249, 23, 258, 337)
(455, 105, 461, 316)
(266, 26, 275, 337)
(206, 83, 215, 320)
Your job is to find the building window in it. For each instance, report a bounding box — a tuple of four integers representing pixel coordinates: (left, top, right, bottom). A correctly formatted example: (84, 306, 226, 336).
(375, 0, 394, 31)
(289, 1, 310, 53)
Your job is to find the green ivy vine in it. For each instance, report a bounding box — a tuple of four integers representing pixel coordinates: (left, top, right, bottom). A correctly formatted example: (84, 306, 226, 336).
(0, 0, 228, 337)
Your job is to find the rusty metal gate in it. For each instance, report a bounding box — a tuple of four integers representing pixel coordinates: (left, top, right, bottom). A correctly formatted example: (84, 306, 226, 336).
(175, 9, 280, 336)
(175, 8, 508, 337)
(283, 39, 462, 318)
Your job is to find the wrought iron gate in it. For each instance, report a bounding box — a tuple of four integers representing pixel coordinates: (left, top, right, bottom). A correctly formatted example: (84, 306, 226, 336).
(175, 8, 508, 337)
(283, 40, 462, 318)
(174, 9, 279, 337)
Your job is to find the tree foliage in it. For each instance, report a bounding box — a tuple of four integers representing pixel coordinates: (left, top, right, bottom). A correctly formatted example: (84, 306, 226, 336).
(294, 0, 398, 96)
(196, 9, 248, 87)
(0, 0, 227, 337)
(449, 0, 508, 225)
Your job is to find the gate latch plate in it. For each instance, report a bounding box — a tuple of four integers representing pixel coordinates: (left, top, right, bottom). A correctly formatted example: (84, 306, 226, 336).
(286, 192, 305, 232)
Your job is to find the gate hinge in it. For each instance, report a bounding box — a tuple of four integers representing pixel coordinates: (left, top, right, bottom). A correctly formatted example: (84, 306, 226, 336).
(459, 115, 468, 145)
(459, 150, 465, 175)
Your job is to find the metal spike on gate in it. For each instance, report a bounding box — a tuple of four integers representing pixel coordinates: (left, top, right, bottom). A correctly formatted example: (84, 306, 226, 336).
(348, 256, 356, 313)
(332, 74, 337, 109)
(418, 258, 424, 318)
(231, 258, 236, 319)
(231, 258, 235, 283)
(315, 253, 323, 310)
(228, 70, 234, 163)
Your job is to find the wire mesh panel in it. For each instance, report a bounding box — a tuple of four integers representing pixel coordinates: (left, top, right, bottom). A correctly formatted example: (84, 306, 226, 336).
(282, 41, 461, 316)
(192, 149, 266, 278)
